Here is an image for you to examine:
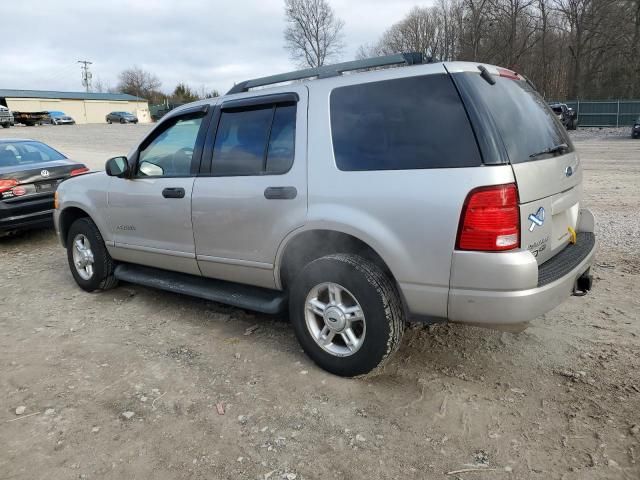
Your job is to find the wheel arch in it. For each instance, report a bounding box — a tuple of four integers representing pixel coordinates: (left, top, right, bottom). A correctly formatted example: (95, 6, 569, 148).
(58, 206, 93, 247)
(276, 229, 408, 314)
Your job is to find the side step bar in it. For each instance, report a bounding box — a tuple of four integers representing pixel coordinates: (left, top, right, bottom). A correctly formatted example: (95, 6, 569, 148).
(113, 264, 287, 315)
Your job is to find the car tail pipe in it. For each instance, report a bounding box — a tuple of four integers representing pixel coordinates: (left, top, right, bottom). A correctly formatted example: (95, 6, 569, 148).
(573, 269, 593, 297)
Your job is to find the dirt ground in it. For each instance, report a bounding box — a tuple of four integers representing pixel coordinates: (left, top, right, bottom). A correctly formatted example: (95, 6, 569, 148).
(1, 125, 639, 480)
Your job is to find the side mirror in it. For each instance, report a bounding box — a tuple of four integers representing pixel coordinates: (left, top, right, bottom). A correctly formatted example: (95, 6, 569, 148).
(105, 156, 130, 177)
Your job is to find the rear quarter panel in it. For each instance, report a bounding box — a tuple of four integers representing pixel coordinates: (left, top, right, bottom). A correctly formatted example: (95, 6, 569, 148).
(305, 66, 516, 317)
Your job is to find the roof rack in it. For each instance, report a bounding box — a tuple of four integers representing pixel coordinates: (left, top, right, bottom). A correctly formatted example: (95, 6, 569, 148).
(227, 52, 424, 95)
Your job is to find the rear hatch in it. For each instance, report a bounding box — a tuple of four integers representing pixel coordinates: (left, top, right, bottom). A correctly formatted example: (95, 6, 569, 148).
(453, 67, 581, 264)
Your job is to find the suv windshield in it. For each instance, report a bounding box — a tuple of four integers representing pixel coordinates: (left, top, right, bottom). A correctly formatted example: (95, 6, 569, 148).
(459, 73, 573, 163)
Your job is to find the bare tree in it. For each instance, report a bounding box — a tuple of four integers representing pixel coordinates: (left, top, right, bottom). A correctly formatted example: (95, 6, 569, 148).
(92, 77, 111, 93)
(358, 0, 637, 100)
(117, 66, 162, 101)
(284, 0, 345, 67)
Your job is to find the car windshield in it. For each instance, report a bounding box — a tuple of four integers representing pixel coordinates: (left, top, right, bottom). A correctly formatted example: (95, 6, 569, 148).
(49, 111, 65, 117)
(0, 141, 66, 167)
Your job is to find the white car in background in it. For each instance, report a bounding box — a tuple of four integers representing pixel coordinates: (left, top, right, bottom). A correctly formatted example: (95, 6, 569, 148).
(47, 111, 76, 125)
(0, 106, 14, 129)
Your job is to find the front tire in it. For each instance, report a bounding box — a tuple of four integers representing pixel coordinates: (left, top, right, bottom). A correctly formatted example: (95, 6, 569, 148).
(66, 217, 118, 292)
(289, 254, 404, 377)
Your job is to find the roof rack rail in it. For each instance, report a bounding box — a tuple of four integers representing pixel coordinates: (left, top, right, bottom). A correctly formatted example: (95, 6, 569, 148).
(227, 52, 424, 95)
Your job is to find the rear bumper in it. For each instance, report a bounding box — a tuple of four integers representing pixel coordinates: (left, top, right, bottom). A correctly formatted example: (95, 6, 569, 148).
(448, 231, 596, 327)
(0, 196, 55, 232)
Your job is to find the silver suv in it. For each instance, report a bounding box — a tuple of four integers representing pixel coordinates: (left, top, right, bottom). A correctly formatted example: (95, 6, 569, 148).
(54, 54, 596, 376)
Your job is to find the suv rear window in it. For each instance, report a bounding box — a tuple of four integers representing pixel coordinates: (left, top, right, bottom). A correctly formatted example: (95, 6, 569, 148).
(330, 74, 481, 171)
(459, 73, 573, 163)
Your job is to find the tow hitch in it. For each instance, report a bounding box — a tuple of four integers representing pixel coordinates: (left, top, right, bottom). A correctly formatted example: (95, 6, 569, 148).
(573, 270, 593, 297)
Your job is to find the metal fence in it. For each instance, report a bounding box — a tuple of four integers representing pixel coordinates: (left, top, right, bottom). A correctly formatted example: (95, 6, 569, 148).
(552, 100, 640, 127)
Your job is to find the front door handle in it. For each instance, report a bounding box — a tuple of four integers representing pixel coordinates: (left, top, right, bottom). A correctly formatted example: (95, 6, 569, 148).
(162, 187, 185, 199)
(264, 186, 297, 200)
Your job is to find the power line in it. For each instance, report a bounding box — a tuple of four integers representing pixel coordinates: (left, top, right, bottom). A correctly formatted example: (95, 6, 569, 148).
(77, 60, 93, 92)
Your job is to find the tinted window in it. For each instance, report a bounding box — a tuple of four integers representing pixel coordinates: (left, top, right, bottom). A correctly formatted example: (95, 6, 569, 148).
(266, 104, 296, 173)
(330, 74, 481, 171)
(460, 73, 573, 163)
(212, 103, 296, 176)
(137, 115, 204, 177)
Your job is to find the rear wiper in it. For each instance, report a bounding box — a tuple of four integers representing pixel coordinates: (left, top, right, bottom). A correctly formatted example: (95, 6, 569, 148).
(529, 143, 569, 159)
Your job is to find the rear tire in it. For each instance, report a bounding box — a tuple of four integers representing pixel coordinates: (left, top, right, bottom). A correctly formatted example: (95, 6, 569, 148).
(107, 119, 112, 124)
(289, 254, 404, 377)
(66, 217, 118, 292)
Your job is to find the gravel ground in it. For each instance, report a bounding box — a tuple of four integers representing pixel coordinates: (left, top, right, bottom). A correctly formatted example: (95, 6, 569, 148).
(0, 125, 639, 480)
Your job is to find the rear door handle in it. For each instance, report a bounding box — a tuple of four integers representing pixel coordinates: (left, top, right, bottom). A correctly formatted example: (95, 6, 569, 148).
(264, 186, 297, 200)
(162, 187, 185, 199)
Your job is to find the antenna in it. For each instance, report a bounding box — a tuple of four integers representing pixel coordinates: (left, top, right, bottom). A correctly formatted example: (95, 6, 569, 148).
(77, 60, 93, 92)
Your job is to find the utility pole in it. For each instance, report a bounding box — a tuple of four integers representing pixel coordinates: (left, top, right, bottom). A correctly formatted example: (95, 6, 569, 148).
(77, 60, 93, 92)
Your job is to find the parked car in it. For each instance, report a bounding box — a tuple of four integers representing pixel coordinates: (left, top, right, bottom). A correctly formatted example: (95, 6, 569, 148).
(549, 103, 577, 130)
(47, 111, 76, 125)
(0, 106, 14, 128)
(1, 139, 88, 235)
(632, 116, 640, 139)
(106, 111, 138, 124)
(54, 55, 596, 377)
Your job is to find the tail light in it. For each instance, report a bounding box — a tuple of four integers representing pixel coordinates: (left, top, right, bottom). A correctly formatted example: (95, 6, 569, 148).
(456, 183, 520, 251)
(71, 167, 90, 176)
(0, 179, 18, 193)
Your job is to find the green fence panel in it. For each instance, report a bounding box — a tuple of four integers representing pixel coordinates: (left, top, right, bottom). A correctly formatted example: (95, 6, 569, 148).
(549, 100, 640, 127)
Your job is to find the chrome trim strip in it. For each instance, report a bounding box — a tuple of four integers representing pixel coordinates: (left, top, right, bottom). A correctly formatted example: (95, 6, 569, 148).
(114, 242, 195, 259)
(196, 254, 273, 270)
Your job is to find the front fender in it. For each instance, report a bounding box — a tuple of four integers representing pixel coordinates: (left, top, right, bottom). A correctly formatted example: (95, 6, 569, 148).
(56, 173, 112, 246)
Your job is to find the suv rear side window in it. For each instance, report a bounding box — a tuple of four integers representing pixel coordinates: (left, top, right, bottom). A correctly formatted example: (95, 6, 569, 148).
(458, 73, 573, 163)
(330, 74, 481, 171)
(212, 103, 296, 176)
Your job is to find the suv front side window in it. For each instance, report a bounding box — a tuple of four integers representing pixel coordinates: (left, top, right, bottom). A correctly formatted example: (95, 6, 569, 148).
(137, 115, 204, 177)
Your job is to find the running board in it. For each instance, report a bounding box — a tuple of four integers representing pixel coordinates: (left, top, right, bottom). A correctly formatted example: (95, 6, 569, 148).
(113, 264, 287, 315)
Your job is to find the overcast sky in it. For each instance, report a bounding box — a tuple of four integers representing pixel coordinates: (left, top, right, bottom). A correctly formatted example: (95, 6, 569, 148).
(2, 0, 428, 96)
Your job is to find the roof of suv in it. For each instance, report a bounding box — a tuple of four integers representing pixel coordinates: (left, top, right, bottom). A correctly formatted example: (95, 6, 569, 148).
(168, 56, 514, 119)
